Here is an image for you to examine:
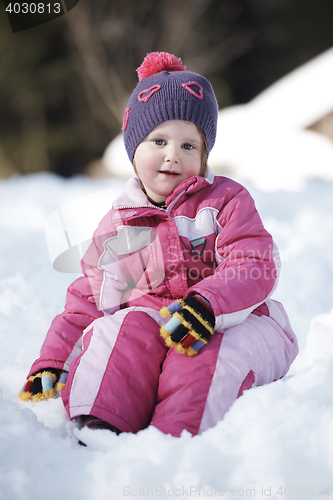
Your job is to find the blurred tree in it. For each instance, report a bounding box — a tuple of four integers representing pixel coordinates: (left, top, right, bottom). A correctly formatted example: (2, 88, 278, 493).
(0, 0, 332, 178)
(0, 7, 80, 176)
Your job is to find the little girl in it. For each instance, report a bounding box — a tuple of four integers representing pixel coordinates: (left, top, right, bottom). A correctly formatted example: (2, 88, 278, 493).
(19, 52, 298, 440)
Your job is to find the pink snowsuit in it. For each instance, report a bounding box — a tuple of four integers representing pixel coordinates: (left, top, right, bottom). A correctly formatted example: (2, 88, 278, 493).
(28, 169, 298, 436)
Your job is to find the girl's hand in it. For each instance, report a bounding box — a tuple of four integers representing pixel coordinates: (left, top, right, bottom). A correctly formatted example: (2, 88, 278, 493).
(160, 295, 215, 356)
(18, 369, 68, 402)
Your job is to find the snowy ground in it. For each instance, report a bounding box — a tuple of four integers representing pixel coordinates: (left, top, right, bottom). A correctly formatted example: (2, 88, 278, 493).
(1, 168, 333, 500)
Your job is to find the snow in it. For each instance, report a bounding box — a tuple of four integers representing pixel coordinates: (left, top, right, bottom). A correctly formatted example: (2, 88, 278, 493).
(249, 48, 333, 131)
(1, 47, 333, 500)
(1, 170, 333, 500)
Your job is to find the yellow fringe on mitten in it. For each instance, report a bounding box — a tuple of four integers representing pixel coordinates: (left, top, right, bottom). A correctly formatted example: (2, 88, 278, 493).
(159, 306, 172, 318)
(56, 382, 66, 393)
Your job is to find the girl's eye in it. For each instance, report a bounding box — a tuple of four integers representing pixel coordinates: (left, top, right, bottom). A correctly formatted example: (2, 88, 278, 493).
(153, 139, 166, 146)
(182, 143, 194, 150)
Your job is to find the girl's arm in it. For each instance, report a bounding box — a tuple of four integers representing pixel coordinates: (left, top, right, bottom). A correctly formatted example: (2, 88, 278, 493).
(27, 274, 103, 377)
(26, 209, 127, 377)
(187, 185, 278, 331)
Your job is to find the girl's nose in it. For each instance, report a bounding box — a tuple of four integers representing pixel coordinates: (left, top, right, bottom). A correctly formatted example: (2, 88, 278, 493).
(164, 146, 179, 163)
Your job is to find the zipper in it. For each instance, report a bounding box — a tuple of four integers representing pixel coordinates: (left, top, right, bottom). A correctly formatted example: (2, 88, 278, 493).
(113, 185, 188, 216)
(111, 204, 168, 222)
(166, 188, 187, 215)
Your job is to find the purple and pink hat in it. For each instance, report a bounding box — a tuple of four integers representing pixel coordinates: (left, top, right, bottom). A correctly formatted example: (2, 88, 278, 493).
(122, 52, 219, 163)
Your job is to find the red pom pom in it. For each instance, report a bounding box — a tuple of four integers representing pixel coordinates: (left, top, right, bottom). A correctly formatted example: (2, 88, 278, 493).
(136, 52, 186, 81)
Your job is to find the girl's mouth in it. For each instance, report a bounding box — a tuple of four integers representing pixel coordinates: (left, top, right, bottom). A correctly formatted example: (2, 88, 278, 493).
(159, 170, 180, 176)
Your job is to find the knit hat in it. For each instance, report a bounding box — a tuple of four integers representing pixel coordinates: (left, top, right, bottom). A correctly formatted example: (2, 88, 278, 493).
(122, 52, 219, 163)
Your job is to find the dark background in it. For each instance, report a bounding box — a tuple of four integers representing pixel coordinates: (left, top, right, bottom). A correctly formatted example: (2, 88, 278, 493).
(1, 0, 333, 178)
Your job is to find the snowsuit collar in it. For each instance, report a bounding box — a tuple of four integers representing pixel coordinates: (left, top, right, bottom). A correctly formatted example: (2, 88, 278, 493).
(113, 166, 215, 211)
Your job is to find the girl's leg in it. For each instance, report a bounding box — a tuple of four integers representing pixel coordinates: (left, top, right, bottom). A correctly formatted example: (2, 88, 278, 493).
(151, 299, 298, 436)
(198, 299, 298, 434)
(151, 332, 224, 437)
(62, 307, 167, 433)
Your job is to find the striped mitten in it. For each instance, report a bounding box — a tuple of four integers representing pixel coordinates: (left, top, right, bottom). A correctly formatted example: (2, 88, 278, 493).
(160, 295, 215, 356)
(19, 369, 68, 402)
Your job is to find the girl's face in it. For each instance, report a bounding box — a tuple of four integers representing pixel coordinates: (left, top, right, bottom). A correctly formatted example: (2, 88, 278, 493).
(133, 120, 204, 203)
